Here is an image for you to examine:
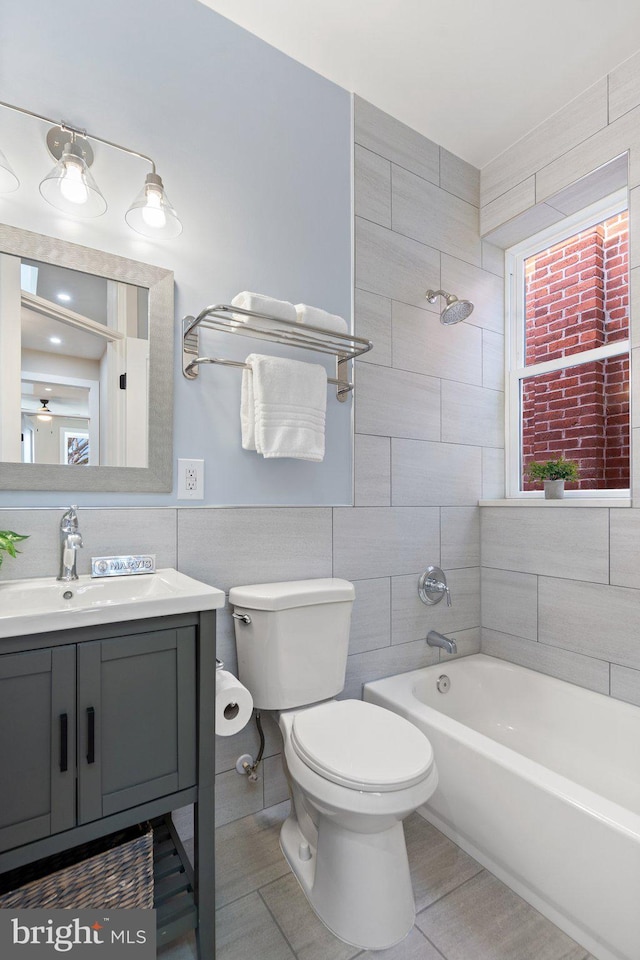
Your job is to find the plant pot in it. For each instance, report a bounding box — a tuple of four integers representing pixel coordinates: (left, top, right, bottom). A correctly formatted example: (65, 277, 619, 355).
(544, 479, 565, 499)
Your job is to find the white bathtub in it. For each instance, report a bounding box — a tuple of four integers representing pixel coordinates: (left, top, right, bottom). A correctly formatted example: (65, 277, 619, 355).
(364, 654, 640, 960)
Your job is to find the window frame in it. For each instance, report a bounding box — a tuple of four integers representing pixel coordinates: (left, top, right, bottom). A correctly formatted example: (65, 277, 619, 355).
(504, 189, 630, 499)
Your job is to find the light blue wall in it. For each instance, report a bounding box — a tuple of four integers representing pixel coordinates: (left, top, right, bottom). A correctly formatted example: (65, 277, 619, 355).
(0, 0, 352, 506)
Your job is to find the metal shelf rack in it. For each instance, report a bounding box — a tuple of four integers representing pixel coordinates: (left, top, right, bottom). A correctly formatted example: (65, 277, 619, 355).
(182, 303, 373, 402)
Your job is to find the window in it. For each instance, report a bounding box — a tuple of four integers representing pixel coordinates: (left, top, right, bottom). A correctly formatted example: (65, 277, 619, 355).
(505, 192, 630, 497)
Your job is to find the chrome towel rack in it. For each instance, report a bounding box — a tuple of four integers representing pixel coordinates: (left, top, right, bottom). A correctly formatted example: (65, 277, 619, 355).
(182, 304, 373, 402)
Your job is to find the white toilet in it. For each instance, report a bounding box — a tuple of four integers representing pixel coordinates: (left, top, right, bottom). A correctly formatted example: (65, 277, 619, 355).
(229, 577, 438, 950)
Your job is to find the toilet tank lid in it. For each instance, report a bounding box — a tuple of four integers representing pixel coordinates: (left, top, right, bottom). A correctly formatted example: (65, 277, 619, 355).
(229, 578, 355, 611)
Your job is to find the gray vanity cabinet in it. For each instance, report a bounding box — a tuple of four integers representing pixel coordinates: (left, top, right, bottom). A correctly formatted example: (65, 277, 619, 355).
(0, 645, 76, 852)
(77, 627, 196, 824)
(0, 611, 216, 959)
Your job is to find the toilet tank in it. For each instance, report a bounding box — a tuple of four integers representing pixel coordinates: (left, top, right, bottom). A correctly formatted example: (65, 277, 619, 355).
(229, 578, 355, 710)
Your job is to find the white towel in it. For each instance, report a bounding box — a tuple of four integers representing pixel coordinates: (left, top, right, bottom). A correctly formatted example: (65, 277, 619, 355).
(295, 303, 348, 335)
(241, 354, 327, 462)
(232, 292, 297, 325)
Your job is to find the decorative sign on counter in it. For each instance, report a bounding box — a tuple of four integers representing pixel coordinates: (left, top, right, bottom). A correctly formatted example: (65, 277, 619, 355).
(91, 555, 156, 578)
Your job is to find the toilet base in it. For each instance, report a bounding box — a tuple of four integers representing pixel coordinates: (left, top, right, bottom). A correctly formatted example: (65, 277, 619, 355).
(280, 809, 415, 950)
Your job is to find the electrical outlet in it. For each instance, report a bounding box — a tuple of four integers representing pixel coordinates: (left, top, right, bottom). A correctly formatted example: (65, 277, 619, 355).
(177, 458, 204, 500)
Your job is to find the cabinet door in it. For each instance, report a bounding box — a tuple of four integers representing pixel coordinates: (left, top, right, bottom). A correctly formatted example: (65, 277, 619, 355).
(77, 627, 196, 824)
(0, 646, 75, 853)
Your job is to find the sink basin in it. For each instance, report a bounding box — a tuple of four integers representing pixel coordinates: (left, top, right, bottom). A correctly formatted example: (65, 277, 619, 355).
(0, 568, 225, 638)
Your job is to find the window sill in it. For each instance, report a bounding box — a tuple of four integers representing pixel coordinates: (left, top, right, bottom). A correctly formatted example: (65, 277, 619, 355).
(479, 498, 631, 508)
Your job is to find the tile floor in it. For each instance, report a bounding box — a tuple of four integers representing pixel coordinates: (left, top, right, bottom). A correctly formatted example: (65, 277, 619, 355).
(160, 801, 596, 960)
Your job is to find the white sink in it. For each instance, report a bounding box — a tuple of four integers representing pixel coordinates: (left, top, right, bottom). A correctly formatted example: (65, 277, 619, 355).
(0, 568, 225, 638)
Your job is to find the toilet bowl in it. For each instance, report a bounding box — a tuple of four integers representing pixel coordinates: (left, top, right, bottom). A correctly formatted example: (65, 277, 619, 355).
(229, 578, 437, 950)
(276, 699, 437, 950)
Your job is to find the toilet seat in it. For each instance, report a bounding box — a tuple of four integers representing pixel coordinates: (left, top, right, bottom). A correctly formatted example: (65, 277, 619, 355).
(290, 699, 434, 793)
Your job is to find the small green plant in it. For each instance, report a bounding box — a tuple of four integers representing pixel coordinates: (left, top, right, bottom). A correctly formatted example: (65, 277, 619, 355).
(0, 530, 29, 569)
(527, 457, 579, 483)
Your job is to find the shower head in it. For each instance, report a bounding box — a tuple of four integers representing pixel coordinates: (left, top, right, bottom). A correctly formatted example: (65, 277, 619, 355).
(425, 289, 474, 325)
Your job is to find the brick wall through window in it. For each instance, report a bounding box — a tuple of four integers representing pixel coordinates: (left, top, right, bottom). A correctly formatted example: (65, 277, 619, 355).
(521, 211, 629, 490)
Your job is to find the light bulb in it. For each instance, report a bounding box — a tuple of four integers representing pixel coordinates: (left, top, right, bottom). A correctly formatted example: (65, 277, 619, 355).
(141, 184, 167, 229)
(37, 413, 52, 422)
(59, 156, 89, 205)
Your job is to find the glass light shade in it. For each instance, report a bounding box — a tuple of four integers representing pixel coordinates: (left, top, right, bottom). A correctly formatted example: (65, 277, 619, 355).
(125, 173, 182, 239)
(39, 144, 107, 217)
(0, 148, 19, 193)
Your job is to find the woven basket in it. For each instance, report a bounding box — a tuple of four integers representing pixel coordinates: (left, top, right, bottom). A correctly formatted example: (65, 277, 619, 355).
(0, 823, 153, 910)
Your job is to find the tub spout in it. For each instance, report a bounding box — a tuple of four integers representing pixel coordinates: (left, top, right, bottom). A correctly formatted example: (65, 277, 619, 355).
(427, 630, 457, 655)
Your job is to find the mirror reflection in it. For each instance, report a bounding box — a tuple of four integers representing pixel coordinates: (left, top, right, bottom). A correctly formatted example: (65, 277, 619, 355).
(1, 256, 149, 467)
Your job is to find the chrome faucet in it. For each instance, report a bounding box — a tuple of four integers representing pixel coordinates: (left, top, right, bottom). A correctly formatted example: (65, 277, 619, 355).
(427, 630, 457, 655)
(57, 505, 83, 581)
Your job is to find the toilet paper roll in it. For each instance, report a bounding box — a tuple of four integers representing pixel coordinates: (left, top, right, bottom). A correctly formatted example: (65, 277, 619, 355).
(215, 669, 253, 736)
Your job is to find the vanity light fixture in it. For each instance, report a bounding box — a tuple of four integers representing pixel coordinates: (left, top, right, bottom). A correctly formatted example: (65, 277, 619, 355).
(36, 399, 53, 422)
(0, 99, 182, 238)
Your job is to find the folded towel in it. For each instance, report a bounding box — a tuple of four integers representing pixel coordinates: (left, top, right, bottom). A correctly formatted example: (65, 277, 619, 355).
(232, 292, 297, 325)
(295, 303, 348, 335)
(241, 354, 327, 462)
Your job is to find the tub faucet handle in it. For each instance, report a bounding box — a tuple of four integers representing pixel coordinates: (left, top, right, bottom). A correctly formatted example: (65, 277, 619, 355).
(418, 566, 452, 607)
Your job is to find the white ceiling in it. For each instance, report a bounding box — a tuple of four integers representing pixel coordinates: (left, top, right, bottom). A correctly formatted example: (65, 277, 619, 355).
(197, 0, 640, 168)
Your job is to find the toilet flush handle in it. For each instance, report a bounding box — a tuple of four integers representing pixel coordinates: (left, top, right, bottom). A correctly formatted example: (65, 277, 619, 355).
(232, 612, 252, 624)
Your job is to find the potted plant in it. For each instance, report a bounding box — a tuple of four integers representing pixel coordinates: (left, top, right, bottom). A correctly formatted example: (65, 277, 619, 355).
(0, 530, 29, 571)
(526, 457, 579, 499)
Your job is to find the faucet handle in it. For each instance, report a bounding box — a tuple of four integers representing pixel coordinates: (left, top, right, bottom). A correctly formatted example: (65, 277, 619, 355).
(418, 566, 452, 607)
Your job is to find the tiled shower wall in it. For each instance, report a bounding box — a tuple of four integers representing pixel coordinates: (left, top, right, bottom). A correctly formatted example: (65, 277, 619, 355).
(0, 97, 505, 827)
(479, 51, 640, 708)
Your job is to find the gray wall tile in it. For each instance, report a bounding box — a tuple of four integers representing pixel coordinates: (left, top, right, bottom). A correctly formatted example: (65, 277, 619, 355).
(342, 638, 439, 700)
(481, 241, 505, 278)
(482, 330, 504, 391)
(216, 711, 282, 776)
(610, 663, 640, 707)
(441, 506, 480, 568)
(356, 364, 440, 440)
(480, 177, 536, 236)
(482, 202, 564, 249)
(262, 755, 289, 808)
(215, 768, 263, 828)
(354, 144, 391, 227)
(440, 147, 480, 206)
(391, 568, 480, 645)
(441, 255, 504, 335)
(333, 507, 440, 580)
(481, 567, 537, 641)
(481, 628, 610, 694)
(481, 507, 609, 582)
(354, 434, 390, 506)
(610, 509, 640, 588)
(354, 289, 391, 366)
(538, 576, 640, 670)
(534, 104, 640, 203)
(481, 78, 608, 205)
(354, 96, 439, 184)
(355, 217, 440, 309)
(392, 299, 483, 385)
(441, 381, 504, 448)
(391, 439, 482, 507)
(392, 165, 481, 267)
(177, 508, 332, 593)
(350, 577, 391, 654)
(609, 49, 640, 123)
(482, 448, 505, 500)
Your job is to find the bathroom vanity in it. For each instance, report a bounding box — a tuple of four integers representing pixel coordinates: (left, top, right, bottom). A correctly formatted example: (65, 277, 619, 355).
(0, 570, 224, 957)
